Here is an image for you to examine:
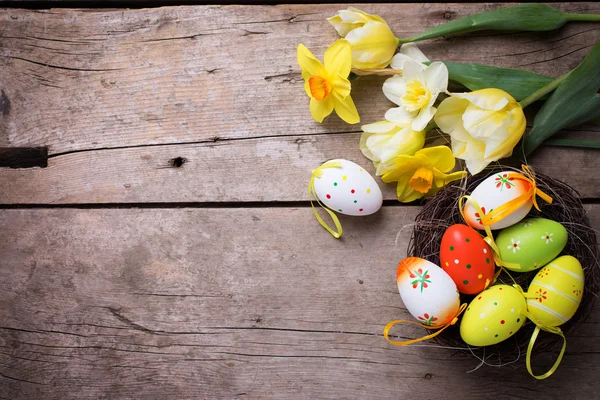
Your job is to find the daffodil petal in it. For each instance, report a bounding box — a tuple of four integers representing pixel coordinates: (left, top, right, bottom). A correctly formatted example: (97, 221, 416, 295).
(324, 39, 352, 78)
(332, 75, 351, 99)
(390, 53, 425, 71)
(397, 179, 425, 203)
(416, 145, 456, 172)
(453, 88, 511, 111)
(411, 104, 436, 131)
(434, 96, 470, 135)
(297, 44, 326, 78)
(310, 96, 334, 123)
(400, 60, 424, 83)
(383, 76, 407, 106)
(332, 92, 360, 124)
(385, 106, 416, 125)
(381, 154, 426, 183)
(423, 62, 448, 94)
(399, 42, 430, 63)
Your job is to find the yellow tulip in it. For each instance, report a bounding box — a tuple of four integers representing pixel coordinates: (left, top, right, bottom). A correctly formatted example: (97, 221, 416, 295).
(360, 120, 425, 176)
(328, 7, 398, 69)
(381, 146, 467, 202)
(434, 88, 526, 175)
(297, 40, 360, 124)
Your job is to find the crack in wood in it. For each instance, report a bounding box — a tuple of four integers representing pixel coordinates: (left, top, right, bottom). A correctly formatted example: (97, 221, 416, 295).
(1, 55, 123, 72)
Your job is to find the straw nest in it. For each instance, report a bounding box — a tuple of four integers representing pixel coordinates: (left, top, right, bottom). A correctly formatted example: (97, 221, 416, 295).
(407, 165, 599, 361)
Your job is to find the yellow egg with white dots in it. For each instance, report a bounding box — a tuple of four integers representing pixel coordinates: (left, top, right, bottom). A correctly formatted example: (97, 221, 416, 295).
(460, 285, 527, 346)
(527, 255, 584, 327)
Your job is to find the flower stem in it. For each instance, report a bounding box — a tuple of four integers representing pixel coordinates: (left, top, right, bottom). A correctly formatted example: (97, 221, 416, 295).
(567, 13, 600, 22)
(518, 71, 571, 108)
(351, 68, 402, 76)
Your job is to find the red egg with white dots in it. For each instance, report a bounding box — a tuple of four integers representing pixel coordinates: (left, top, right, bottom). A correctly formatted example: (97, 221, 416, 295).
(440, 224, 495, 294)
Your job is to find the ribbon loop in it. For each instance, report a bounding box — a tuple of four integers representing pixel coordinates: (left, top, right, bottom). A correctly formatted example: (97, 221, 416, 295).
(384, 304, 467, 347)
(525, 314, 567, 380)
(309, 161, 344, 239)
(479, 165, 552, 226)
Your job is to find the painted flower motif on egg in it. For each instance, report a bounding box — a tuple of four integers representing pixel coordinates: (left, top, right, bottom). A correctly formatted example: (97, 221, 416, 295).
(460, 285, 527, 347)
(396, 257, 460, 329)
(527, 255, 584, 327)
(313, 159, 383, 216)
(496, 218, 568, 272)
(440, 224, 495, 294)
(464, 171, 532, 230)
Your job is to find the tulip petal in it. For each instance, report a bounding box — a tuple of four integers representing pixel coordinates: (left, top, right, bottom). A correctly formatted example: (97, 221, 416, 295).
(345, 21, 397, 69)
(362, 120, 399, 133)
(462, 105, 511, 140)
(385, 106, 416, 125)
(327, 16, 356, 37)
(434, 96, 470, 135)
(399, 42, 430, 63)
(383, 76, 407, 106)
(324, 40, 352, 78)
(346, 7, 386, 23)
(451, 139, 467, 158)
(424, 62, 449, 94)
(310, 96, 334, 123)
(332, 92, 360, 124)
(417, 146, 456, 172)
(453, 89, 510, 111)
(297, 44, 326, 79)
(465, 157, 491, 175)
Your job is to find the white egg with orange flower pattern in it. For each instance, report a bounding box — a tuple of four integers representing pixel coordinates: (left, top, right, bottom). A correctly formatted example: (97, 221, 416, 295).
(464, 171, 532, 230)
(396, 257, 460, 328)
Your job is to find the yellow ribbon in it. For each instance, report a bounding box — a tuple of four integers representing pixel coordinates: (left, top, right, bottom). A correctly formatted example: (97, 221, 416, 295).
(525, 313, 567, 380)
(384, 303, 467, 346)
(479, 165, 552, 226)
(308, 161, 343, 239)
(459, 195, 521, 273)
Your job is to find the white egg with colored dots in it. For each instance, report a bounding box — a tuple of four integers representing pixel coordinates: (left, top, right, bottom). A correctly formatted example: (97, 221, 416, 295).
(313, 159, 383, 216)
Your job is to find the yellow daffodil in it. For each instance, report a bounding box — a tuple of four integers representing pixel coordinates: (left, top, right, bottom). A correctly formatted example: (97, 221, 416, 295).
(434, 88, 526, 175)
(328, 7, 398, 69)
(297, 39, 360, 124)
(360, 120, 425, 176)
(383, 60, 449, 131)
(381, 146, 467, 202)
(390, 42, 430, 71)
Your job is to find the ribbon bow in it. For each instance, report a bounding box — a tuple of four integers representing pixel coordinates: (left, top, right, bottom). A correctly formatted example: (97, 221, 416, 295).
(479, 164, 552, 226)
(384, 303, 468, 346)
(308, 161, 343, 239)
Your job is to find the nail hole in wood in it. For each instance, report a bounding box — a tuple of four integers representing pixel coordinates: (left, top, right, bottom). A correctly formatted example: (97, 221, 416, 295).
(0, 147, 48, 168)
(170, 157, 186, 168)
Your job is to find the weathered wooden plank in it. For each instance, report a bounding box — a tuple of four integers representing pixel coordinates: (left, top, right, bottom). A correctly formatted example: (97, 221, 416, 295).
(0, 207, 599, 399)
(0, 3, 598, 154)
(0, 133, 598, 204)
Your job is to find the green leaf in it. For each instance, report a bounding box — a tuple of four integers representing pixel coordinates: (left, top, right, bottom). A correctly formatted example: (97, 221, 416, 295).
(442, 61, 554, 101)
(400, 4, 599, 43)
(544, 139, 600, 149)
(523, 43, 600, 155)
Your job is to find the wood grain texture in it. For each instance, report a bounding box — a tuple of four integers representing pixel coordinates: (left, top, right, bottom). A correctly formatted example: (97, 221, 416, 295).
(1, 206, 599, 399)
(1, 133, 599, 204)
(0, 3, 598, 154)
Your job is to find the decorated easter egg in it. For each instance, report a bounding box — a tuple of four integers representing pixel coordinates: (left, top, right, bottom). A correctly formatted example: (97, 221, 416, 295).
(527, 255, 584, 327)
(396, 257, 460, 328)
(496, 218, 568, 272)
(440, 224, 495, 294)
(313, 159, 382, 216)
(464, 171, 532, 230)
(460, 285, 527, 346)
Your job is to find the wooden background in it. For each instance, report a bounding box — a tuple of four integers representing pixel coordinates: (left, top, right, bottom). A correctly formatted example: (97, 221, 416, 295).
(0, 3, 599, 399)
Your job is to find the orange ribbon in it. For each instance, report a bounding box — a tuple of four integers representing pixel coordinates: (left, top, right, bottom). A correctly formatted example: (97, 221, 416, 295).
(384, 303, 467, 346)
(479, 165, 552, 226)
